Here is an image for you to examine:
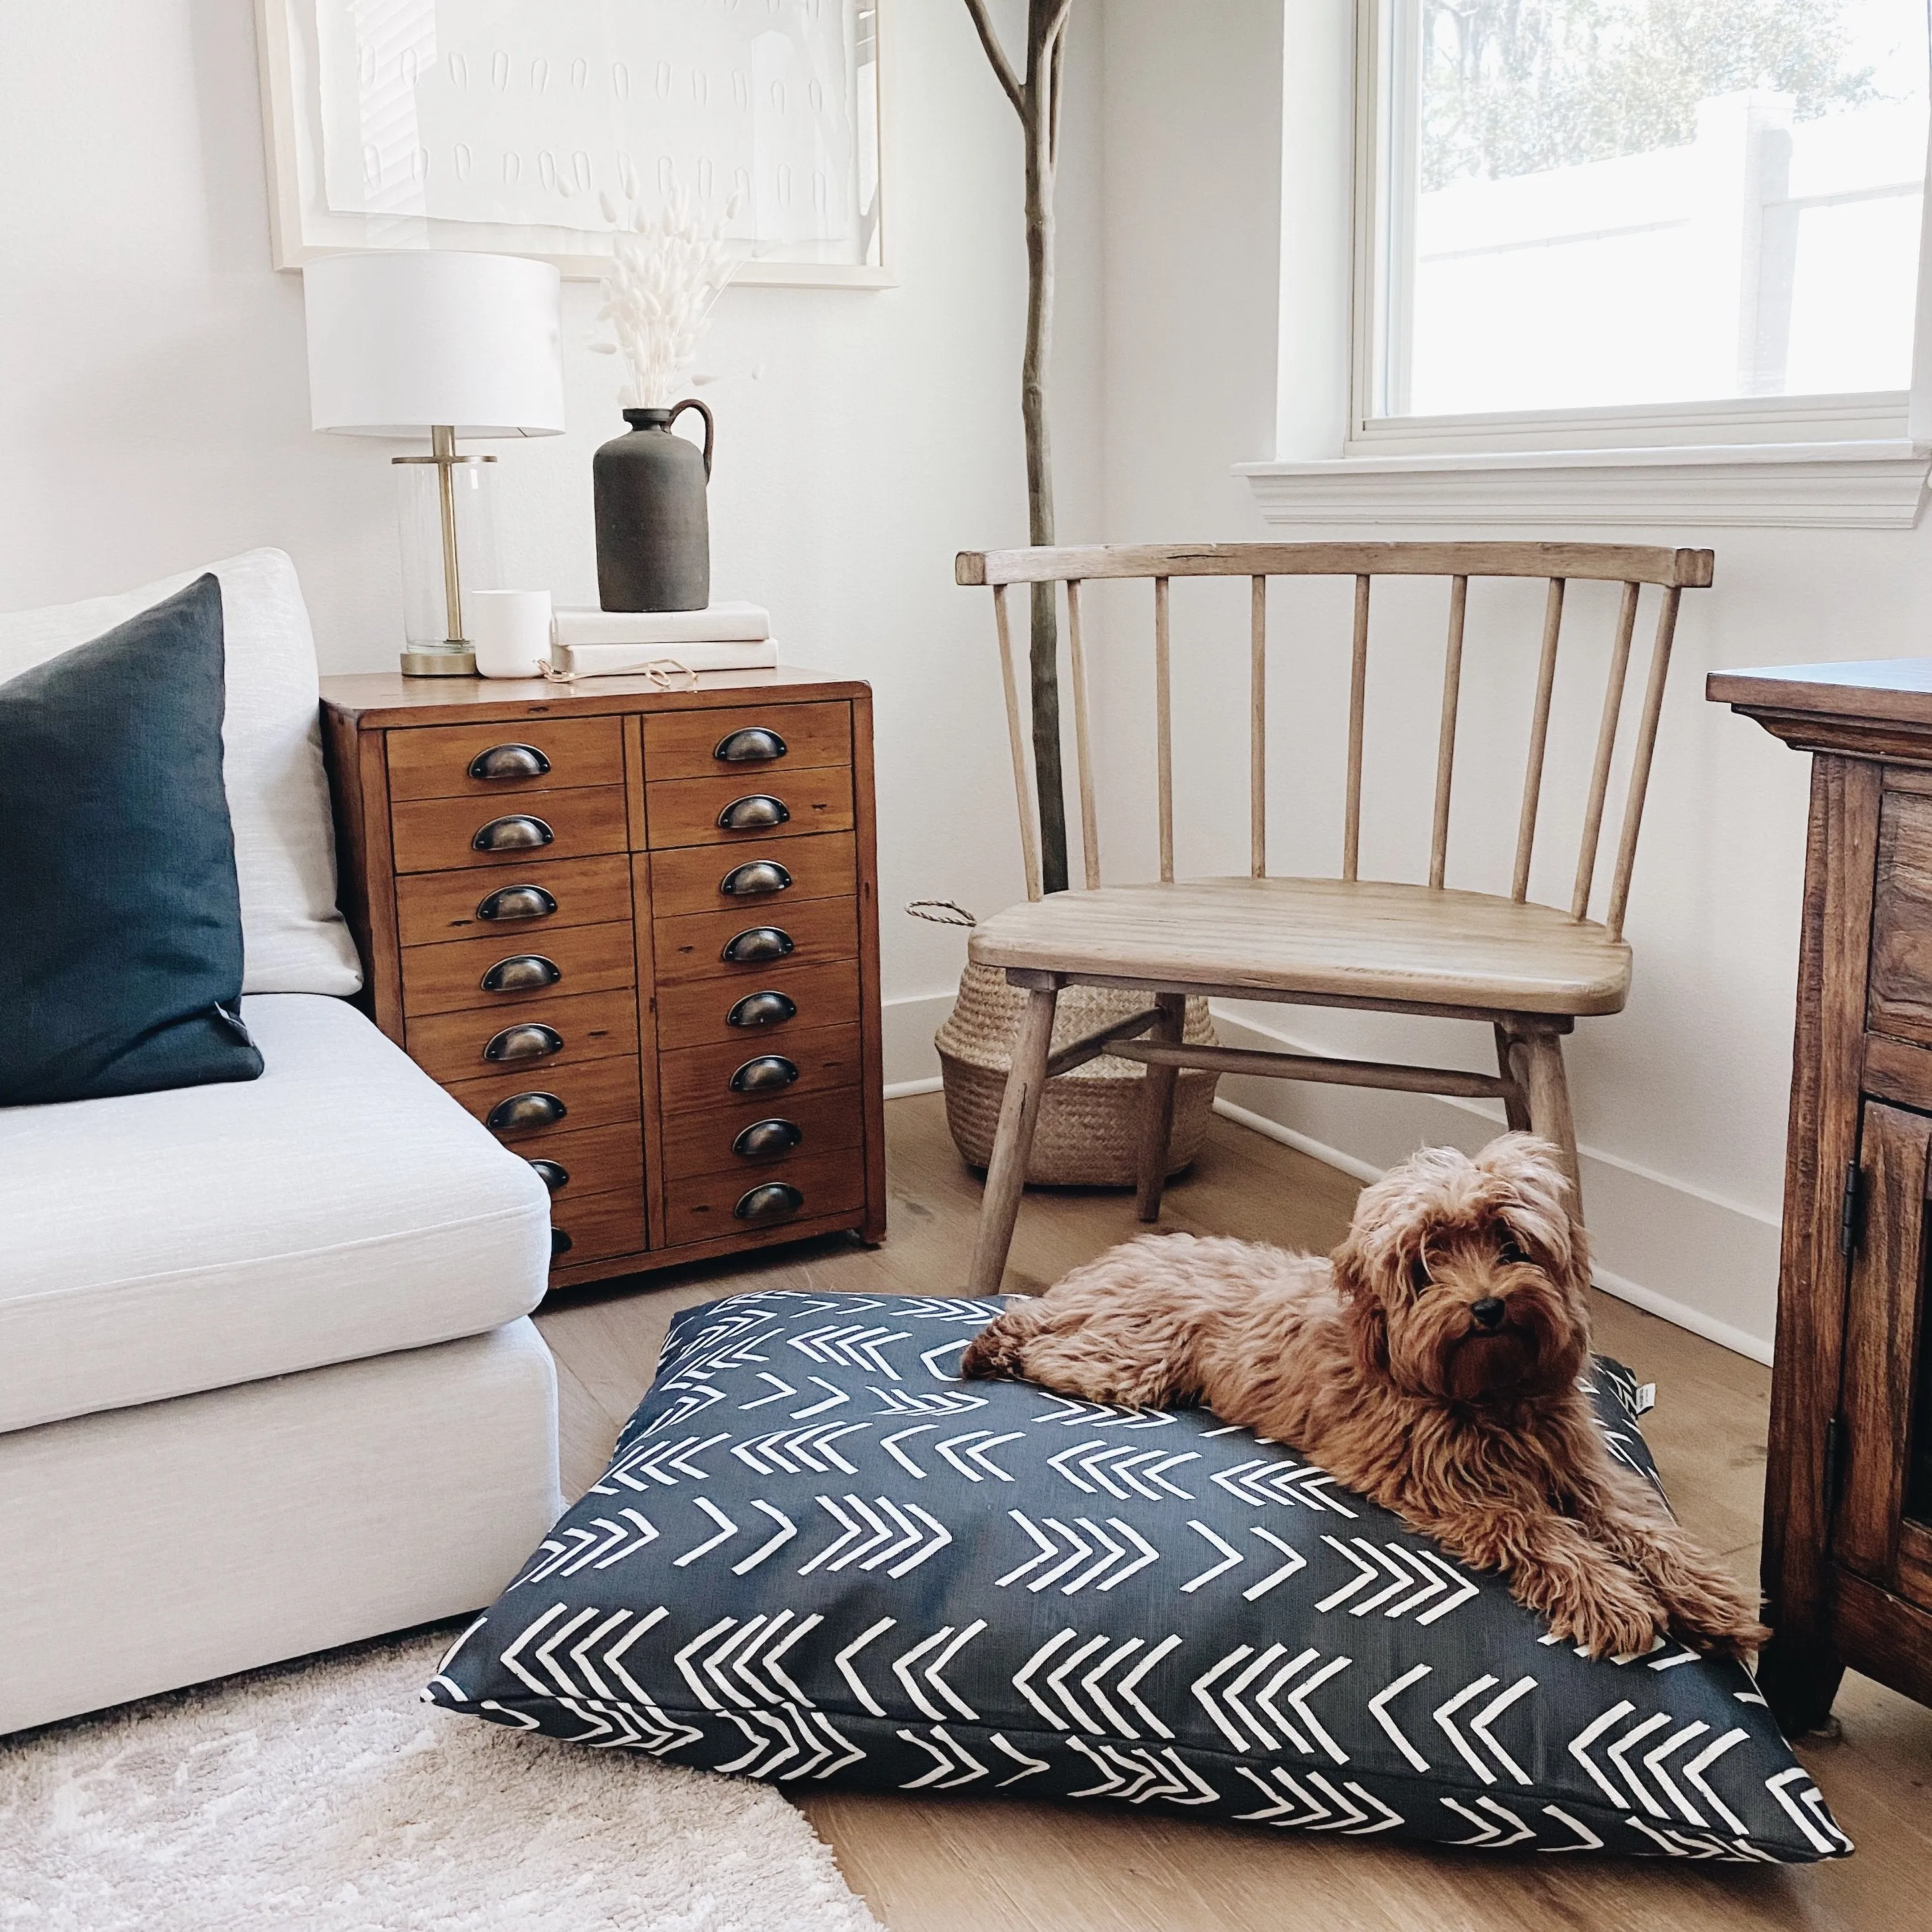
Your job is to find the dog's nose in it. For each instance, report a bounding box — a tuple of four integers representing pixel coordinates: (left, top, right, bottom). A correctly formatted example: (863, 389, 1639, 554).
(1470, 1296, 1507, 1331)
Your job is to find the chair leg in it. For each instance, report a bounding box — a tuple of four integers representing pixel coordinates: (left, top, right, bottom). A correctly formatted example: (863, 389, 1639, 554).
(1494, 1023, 1532, 1132)
(1134, 992, 1187, 1223)
(966, 984, 1060, 1296)
(1515, 1026, 1584, 1223)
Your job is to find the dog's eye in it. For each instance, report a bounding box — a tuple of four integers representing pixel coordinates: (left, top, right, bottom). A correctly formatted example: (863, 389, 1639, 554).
(1498, 1233, 1528, 1267)
(1407, 1257, 1432, 1295)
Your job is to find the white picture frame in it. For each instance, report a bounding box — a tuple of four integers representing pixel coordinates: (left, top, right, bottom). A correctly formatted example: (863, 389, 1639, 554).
(255, 0, 892, 288)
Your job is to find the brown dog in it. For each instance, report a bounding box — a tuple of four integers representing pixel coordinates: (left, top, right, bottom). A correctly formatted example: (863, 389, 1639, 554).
(961, 1133, 1766, 1661)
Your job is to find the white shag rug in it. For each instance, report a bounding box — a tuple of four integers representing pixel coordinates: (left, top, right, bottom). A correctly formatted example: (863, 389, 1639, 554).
(0, 1628, 882, 1932)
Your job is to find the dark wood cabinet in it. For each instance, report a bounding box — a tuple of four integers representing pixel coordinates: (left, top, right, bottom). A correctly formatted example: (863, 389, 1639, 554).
(1709, 660, 1932, 1729)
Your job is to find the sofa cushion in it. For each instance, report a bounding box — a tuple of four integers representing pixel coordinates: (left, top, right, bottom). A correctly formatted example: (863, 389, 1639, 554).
(427, 1290, 1850, 1866)
(0, 995, 551, 1435)
(0, 549, 361, 997)
(0, 575, 265, 1106)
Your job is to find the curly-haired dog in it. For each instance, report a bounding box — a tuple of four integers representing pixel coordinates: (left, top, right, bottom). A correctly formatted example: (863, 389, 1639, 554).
(961, 1133, 1765, 1661)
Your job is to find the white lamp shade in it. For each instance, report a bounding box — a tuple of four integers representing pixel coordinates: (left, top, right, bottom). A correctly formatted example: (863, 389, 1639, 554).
(302, 251, 565, 437)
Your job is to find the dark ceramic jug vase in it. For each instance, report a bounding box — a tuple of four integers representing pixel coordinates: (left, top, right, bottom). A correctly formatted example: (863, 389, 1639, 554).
(592, 399, 715, 612)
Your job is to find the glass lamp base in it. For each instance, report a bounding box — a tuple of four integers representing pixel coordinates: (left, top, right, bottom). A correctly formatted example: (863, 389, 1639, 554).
(400, 642, 479, 677)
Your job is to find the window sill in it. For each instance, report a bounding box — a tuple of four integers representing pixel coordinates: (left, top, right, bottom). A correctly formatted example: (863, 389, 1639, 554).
(1235, 440, 1932, 531)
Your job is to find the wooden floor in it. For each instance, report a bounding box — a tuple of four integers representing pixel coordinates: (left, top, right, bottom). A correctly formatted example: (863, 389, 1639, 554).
(536, 1094, 1932, 1932)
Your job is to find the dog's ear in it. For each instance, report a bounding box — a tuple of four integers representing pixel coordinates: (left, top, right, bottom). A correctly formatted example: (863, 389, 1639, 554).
(1332, 1241, 1390, 1378)
(1482, 1133, 1590, 1289)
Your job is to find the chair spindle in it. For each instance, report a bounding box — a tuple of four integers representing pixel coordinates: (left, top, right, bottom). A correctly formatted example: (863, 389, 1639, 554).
(991, 580, 1043, 902)
(1155, 575, 1174, 884)
(1606, 585, 1683, 943)
(1429, 574, 1467, 890)
(1570, 582, 1641, 921)
(1250, 574, 1267, 878)
(1344, 574, 1370, 882)
(1512, 577, 1566, 902)
(1066, 578, 1101, 891)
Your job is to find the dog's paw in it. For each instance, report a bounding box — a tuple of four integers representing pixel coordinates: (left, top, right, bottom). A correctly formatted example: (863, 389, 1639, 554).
(1541, 1572, 1669, 1661)
(1667, 1600, 1772, 1661)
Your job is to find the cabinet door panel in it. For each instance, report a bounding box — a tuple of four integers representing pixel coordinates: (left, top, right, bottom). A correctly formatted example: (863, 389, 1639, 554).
(1836, 1100, 1932, 1585)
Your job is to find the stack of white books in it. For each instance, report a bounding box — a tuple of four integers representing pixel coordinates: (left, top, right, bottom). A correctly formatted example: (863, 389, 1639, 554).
(549, 602, 778, 675)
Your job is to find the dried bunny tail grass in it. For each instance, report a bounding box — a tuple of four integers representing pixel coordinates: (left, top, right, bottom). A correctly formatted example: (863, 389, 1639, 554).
(590, 185, 745, 410)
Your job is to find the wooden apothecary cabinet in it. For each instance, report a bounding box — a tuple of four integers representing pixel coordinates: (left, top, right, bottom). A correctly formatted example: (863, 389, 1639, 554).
(319, 667, 887, 1292)
(1710, 659, 1932, 1727)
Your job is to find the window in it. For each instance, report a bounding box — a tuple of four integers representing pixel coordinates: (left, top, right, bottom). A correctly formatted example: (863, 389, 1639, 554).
(1356, 0, 1931, 446)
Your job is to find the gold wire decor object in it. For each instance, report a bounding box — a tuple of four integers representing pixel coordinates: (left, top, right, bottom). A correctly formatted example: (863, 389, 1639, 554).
(538, 656, 701, 690)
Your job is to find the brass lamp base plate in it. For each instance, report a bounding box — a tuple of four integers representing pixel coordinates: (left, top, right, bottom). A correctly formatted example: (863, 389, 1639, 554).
(400, 644, 478, 677)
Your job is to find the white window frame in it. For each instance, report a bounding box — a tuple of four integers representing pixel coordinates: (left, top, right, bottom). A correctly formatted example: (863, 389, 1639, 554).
(1242, 0, 1932, 528)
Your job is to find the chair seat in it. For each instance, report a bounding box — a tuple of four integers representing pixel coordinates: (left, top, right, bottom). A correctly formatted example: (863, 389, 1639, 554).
(966, 876, 1633, 1017)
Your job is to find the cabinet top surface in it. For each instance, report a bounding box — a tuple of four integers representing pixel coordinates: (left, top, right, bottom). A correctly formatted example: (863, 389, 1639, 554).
(1707, 659, 1932, 727)
(320, 664, 870, 729)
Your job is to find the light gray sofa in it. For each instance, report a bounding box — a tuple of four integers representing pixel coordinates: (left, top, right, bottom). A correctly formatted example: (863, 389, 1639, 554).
(0, 550, 560, 1736)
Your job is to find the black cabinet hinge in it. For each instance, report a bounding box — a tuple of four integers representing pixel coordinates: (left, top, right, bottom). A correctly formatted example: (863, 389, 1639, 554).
(1823, 1413, 1846, 1514)
(1839, 1159, 1862, 1259)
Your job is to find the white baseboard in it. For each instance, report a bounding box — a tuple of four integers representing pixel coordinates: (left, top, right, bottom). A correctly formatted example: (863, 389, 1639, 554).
(885, 1076, 945, 1100)
(1206, 1013, 1778, 1365)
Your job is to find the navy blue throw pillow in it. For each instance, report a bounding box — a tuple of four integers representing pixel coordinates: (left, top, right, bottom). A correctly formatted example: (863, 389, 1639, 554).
(427, 1290, 1850, 1865)
(0, 574, 263, 1104)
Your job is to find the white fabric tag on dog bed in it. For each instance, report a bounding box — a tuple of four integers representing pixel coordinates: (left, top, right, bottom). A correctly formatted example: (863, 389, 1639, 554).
(1635, 1381, 1657, 1413)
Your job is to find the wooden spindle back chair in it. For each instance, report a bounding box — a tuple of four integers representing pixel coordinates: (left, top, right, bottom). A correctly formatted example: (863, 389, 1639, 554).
(951, 540, 1715, 1296)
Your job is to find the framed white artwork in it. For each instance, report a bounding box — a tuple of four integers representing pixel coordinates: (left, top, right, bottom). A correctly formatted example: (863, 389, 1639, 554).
(255, 0, 890, 287)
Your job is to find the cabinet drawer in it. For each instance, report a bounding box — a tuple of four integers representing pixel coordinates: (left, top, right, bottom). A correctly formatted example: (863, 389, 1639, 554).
(395, 853, 633, 948)
(656, 958, 861, 1052)
(664, 1146, 866, 1248)
(392, 786, 630, 875)
(646, 832, 858, 917)
(406, 986, 640, 1086)
(400, 919, 636, 1019)
(516, 1120, 644, 1202)
(659, 1023, 864, 1114)
(643, 701, 850, 782)
(654, 896, 859, 987)
(443, 1055, 642, 1142)
(662, 1085, 864, 1183)
(387, 716, 624, 802)
(550, 1188, 648, 1270)
(644, 767, 853, 850)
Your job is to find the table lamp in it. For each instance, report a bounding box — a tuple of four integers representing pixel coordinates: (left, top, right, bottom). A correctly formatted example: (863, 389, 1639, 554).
(302, 251, 566, 676)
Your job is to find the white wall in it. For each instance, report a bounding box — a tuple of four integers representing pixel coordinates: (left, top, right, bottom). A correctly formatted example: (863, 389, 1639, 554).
(1089, 0, 1932, 1360)
(0, 0, 1098, 1065)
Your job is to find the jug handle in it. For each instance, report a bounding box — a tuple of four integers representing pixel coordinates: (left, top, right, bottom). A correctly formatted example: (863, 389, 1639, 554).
(669, 398, 715, 481)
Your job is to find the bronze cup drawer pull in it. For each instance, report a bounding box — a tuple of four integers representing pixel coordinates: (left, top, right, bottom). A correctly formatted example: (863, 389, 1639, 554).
(473, 814, 554, 853)
(476, 883, 558, 923)
(727, 990, 797, 1029)
(719, 860, 791, 898)
(527, 1157, 570, 1191)
(730, 1054, 799, 1094)
(551, 1227, 574, 1258)
(487, 1090, 568, 1132)
(721, 925, 794, 965)
(734, 1118, 803, 1159)
(714, 726, 787, 764)
(717, 794, 789, 832)
(469, 743, 551, 781)
(735, 1181, 804, 1223)
(485, 1021, 563, 1064)
(480, 954, 562, 995)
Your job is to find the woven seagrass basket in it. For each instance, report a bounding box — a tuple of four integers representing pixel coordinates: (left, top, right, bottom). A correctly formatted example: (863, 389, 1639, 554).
(933, 961, 1219, 1186)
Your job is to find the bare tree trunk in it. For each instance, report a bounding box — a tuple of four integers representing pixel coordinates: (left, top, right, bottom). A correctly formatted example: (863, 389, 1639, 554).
(966, 0, 1074, 894)
(1021, 45, 1068, 894)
